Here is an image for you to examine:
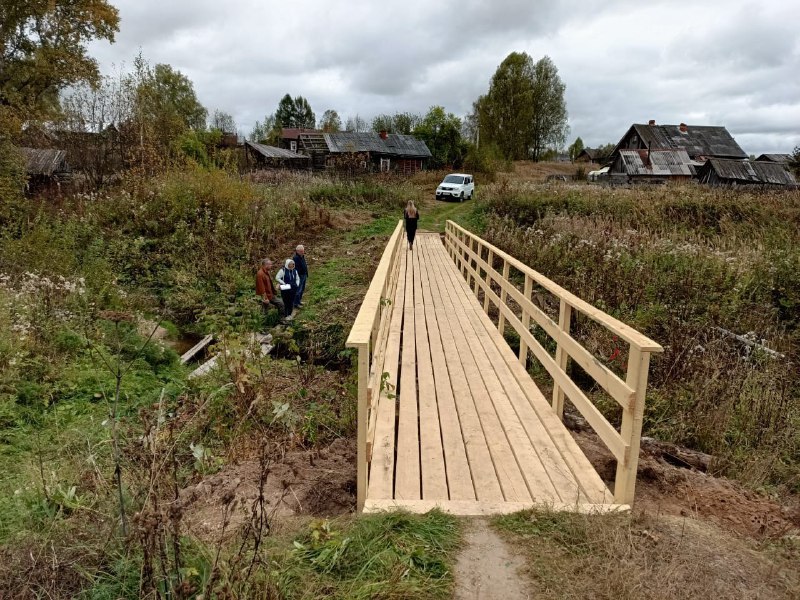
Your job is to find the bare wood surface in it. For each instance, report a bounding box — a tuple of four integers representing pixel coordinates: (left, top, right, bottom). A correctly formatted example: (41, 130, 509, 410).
(364, 499, 630, 516)
(394, 252, 420, 500)
(411, 245, 448, 500)
(416, 238, 475, 501)
(422, 239, 532, 502)
(367, 251, 407, 499)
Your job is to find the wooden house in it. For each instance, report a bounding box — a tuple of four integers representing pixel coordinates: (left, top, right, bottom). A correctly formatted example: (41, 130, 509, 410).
(244, 141, 311, 170)
(576, 148, 602, 164)
(279, 128, 320, 153)
(612, 149, 694, 183)
(298, 131, 432, 174)
(611, 121, 746, 161)
(20, 147, 70, 193)
(754, 153, 792, 165)
(697, 158, 797, 187)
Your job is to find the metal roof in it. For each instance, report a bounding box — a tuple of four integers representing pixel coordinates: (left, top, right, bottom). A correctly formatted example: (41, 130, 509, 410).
(626, 124, 748, 159)
(755, 153, 792, 163)
(245, 141, 309, 159)
(617, 149, 693, 176)
(20, 148, 68, 175)
(699, 158, 797, 185)
(323, 132, 432, 158)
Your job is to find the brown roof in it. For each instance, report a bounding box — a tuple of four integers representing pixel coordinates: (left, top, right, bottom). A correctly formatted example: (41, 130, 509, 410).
(281, 128, 320, 140)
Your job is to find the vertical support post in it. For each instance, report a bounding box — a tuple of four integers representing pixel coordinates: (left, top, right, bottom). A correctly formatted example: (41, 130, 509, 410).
(552, 299, 573, 419)
(614, 346, 651, 505)
(356, 343, 369, 511)
(472, 240, 481, 295)
(497, 260, 510, 333)
(519, 274, 532, 364)
(483, 249, 494, 313)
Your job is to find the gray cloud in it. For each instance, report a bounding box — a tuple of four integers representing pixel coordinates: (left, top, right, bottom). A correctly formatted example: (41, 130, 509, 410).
(87, 0, 799, 155)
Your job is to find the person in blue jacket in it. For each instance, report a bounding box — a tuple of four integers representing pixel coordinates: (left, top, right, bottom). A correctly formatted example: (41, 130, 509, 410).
(292, 244, 308, 308)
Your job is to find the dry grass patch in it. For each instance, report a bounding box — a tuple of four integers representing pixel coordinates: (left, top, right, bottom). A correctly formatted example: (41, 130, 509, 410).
(493, 508, 800, 600)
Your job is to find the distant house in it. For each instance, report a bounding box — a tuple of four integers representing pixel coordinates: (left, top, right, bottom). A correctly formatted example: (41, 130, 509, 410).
(298, 131, 432, 174)
(697, 158, 797, 187)
(20, 147, 70, 193)
(754, 153, 792, 165)
(576, 148, 602, 164)
(279, 128, 320, 153)
(612, 149, 694, 182)
(607, 120, 748, 182)
(244, 141, 311, 170)
(611, 121, 747, 162)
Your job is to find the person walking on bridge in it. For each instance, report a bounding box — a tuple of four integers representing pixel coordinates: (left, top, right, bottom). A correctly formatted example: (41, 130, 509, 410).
(404, 200, 419, 251)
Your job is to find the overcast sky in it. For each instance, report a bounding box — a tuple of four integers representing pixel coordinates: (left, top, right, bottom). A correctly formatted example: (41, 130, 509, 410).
(88, 0, 800, 156)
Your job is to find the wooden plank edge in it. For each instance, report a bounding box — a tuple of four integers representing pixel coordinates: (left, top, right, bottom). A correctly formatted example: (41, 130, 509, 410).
(180, 334, 214, 364)
(363, 499, 630, 516)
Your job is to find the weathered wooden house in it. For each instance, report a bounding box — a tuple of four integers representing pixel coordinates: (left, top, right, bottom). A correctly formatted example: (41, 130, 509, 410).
(297, 131, 432, 174)
(279, 128, 320, 153)
(576, 148, 602, 164)
(611, 121, 747, 161)
(607, 121, 748, 183)
(20, 148, 70, 193)
(754, 153, 792, 165)
(244, 141, 311, 170)
(612, 149, 694, 183)
(697, 158, 797, 187)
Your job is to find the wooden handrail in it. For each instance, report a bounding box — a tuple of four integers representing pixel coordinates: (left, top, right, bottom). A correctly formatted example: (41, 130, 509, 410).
(346, 219, 404, 511)
(445, 220, 662, 505)
(447, 220, 663, 352)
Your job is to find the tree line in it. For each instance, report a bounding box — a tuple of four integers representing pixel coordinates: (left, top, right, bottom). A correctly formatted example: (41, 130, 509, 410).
(1, 0, 579, 200)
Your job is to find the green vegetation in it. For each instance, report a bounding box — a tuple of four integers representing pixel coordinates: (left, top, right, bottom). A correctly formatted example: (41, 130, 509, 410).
(275, 511, 460, 599)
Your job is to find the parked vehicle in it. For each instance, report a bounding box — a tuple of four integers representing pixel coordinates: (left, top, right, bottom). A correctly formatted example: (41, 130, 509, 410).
(435, 173, 474, 201)
(587, 166, 610, 182)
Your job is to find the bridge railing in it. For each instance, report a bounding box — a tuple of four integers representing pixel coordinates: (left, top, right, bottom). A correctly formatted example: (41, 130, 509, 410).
(445, 220, 663, 504)
(346, 220, 405, 510)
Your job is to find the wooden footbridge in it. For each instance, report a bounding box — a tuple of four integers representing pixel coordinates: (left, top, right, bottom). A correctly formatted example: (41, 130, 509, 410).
(346, 221, 662, 515)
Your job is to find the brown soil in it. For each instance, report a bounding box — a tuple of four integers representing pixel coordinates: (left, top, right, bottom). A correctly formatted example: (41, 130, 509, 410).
(181, 438, 356, 543)
(573, 430, 800, 539)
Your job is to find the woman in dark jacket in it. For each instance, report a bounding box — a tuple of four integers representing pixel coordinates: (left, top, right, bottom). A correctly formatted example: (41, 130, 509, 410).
(276, 259, 300, 320)
(404, 201, 419, 250)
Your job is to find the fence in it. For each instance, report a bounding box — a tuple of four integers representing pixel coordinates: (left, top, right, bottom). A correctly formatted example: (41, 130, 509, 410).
(345, 220, 405, 510)
(444, 220, 663, 504)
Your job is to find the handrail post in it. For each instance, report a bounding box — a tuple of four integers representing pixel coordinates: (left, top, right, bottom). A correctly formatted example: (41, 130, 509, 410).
(519, 274, 532, 364)
(484, 249, 494, 313)
(552, 299, 573, 420)
(356, 342, 369, 511)
(614, 346, 651, 504)
(472, 239, 481, 295)
(497, 260, 510, 333)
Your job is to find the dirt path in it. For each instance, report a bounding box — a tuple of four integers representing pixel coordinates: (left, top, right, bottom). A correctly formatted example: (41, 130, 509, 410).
(453, 519, 530, 600)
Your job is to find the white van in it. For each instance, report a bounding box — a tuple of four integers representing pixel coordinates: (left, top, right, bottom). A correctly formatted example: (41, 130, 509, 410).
(435, 173, 474, 201)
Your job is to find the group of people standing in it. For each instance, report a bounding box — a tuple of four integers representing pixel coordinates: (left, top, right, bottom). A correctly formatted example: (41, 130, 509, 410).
(256, 201, 418, 327)
(256, 244, 308, 323)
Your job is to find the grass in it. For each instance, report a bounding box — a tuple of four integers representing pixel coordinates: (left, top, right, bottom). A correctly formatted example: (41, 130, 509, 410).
(493, 508, 800, 599)
(274, 510, 461, 600)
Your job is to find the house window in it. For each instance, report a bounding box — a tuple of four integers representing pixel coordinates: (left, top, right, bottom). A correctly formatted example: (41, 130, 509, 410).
(380, 158, 390, 172)
(290, 141, 297, 152)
